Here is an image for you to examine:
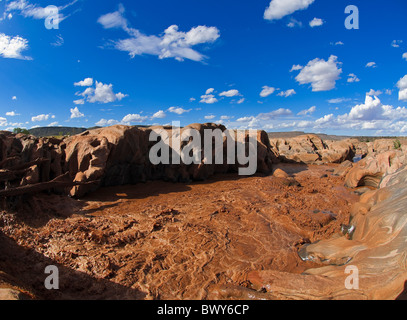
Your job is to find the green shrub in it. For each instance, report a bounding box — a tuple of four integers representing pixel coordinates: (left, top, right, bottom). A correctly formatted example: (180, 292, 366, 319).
(394, 139, 402, 150)
(13, 127, 30, 135)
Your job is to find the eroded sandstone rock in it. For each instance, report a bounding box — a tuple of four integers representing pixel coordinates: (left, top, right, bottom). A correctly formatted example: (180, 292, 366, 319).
(1, 124, 279, 198)
(345, 150, 407, 188)
(270, 134, 355, 164)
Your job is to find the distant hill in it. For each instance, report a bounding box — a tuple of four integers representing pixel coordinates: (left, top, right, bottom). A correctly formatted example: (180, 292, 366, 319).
(267, 131, 353, 141)
(28, 127, 88, 137)
(267, 131, 405, 141)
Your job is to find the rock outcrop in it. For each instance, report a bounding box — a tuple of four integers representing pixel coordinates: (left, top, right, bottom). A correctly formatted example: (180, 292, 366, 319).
(2, 127, 407, 300)
(344, 148, 407, 188)
(246, 148, 407, 300)
(227, 143, 407, 300)
(293, 162, 407, 299)
(1, 124, 279, 198)
(270, 134, 356, 164)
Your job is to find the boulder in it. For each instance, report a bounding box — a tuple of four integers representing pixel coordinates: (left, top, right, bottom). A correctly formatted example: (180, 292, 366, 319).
(273, 168, 289, 179)
(321, 140, 356, 163)
(332, 160, 353, 177)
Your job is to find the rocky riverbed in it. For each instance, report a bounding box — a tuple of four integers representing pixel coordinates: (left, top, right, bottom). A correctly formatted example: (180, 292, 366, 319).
(0, 125, 406, 300)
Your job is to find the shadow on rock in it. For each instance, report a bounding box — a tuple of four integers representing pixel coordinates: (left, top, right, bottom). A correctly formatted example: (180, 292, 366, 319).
(0, 230, 146, 300)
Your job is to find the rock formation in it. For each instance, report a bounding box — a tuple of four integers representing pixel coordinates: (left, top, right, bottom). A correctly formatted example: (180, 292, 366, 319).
(270, 134, 356, 164)
(1, 124, 279, 198)
(293, 160, 407, 299)
(216, 138, 407, 300)
(1, 126, 407, 300)
(344, 148, 407, 188)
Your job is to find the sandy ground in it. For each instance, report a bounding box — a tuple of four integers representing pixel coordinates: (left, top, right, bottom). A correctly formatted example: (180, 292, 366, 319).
(0, 163, 359, 300)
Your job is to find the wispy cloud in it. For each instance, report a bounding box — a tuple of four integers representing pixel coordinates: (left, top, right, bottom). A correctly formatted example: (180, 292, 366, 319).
(297, 106, 316, 116)
(5, 0, 79, 24)
(51, 35, 64, 47)
(98, 4, 220, 62)
(168, 107, 191, 115)
(391, 40, 403, 48)
(347, 73, 360, 83)
(277, 89, 296, 97)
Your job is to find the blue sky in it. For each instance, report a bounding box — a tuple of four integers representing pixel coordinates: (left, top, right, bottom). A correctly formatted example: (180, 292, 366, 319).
(1, 0, 407, 136)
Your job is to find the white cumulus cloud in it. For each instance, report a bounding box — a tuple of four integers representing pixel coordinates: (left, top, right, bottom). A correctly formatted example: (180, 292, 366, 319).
(257, 108, 293, 120)
(397, 75, 407, 101)
(70, 107, 84, 119)
(309, 18, 324, 27)
(219, 89, 240, 97)
(74, 78, 93, 87)
(342, 95, 407, 121)
(200, 89, 218, 104)
(95, 119, 119, 127)
(76, 81, 127, 104)
(264, 0, 315, 21)
(31, 114, 50, 122)
(367, 89, 382, 96)
(122, 114, 148, 124)
(6, 111, 19, 116)
(0, 33, 31, 60)
(294, 55, 342, 92)
(260, 86, 276, 97)
(168, 107, 191, 115)
(151, 110, 166, 119)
